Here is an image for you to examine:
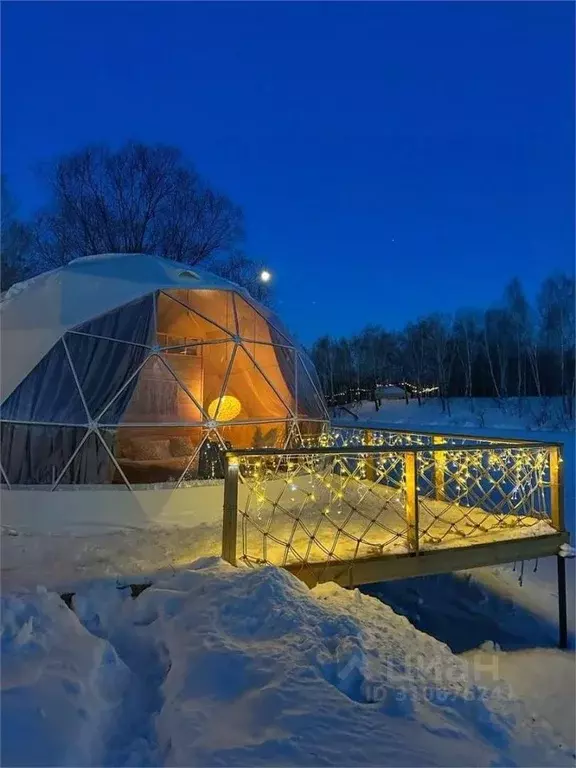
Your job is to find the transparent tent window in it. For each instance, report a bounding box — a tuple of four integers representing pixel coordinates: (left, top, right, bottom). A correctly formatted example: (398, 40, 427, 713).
(0, 289, 327, 488)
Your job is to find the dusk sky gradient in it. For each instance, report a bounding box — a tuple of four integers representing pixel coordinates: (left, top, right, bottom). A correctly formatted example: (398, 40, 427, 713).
(2, 1, 574, 344)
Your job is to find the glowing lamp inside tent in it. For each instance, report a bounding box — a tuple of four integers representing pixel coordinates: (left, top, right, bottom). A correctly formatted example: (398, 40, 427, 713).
(207, 395, 242, 421)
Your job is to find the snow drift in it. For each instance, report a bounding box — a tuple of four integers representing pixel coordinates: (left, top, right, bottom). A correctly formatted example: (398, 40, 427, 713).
(2, 559, 573, 767)
(1, 588, 129, 767)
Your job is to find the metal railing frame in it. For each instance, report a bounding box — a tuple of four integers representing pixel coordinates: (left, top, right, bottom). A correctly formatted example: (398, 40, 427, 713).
(330, 421, 546, 445)
(222, 440, 565, 568)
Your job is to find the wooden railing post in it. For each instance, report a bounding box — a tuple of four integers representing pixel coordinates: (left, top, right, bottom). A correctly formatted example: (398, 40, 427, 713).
(433, 435, 446, 502)
(550, 445, 565, 532)
(363, 429, 377, 482)
(404, 451, 419, 553)
(222, 454, 239, 565)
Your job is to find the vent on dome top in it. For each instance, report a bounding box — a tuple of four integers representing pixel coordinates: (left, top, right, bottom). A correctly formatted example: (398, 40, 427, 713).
(179, 270, 200, 280)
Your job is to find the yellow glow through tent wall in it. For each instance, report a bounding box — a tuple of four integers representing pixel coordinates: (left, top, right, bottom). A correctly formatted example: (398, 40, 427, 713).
(0, 254, 329, 488)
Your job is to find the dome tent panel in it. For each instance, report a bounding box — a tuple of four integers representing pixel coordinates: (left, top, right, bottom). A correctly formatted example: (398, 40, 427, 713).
(0, 340, 89, 425)
(0, 424, 114, 486)
(299, 349, 324, 398)
(157, 291, 233, 346)
(162, 288, 237, 337)
(217, 344, 292, 422)
(1, 258, 174, 403)
(233, 293, 291, 346)
(99, 354, 205, 426)
(255, 302, 296, 347)
(177, 429, 225, 485)
(294, 420, 327, 445)
(296, 353, 328, 420)
(65, 334, 151, 422)
(55, 430, 119, 485)
(242, 342, 296, 415)
(70, 294, 155, 345)
(196, 341, 237, 419)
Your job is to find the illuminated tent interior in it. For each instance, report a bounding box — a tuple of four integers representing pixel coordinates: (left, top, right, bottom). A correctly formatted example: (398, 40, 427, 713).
(0, 254, 328, 488)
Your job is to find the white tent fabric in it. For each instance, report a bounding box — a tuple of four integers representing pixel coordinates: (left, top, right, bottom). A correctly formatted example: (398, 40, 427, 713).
(0, 254, 250, 402)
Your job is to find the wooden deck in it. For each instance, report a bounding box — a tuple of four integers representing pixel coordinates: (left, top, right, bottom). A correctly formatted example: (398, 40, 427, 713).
(224, 437, 567, 592)
(282, 531, 569, 588)
(237, 481, 564, 586)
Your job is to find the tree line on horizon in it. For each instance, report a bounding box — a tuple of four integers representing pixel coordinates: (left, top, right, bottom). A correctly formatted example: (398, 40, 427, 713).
(310, 274, 576, 418)
(1, 141, 269, 300)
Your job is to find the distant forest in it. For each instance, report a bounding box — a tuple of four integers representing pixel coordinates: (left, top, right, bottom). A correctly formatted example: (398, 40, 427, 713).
(310, 274, 575, 417)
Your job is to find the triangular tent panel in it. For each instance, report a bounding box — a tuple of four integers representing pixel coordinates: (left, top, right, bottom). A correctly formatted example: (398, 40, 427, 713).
(234, 294, 292, 345)
(157, 291, 232, 347)
(242, 342, 296, 416)
(71, 295, 155, 345)
(0, 424, 95, 486)
(57, 430, 121, 486)
(296, 353, 328, 419)
(217, 345, 292, 422)
(99, 354, 204, 425)
(0, 340, 88, 425)
(196, 341, 237, 420)
(65, 333, 150, 422)
(172, 288, 237, 336)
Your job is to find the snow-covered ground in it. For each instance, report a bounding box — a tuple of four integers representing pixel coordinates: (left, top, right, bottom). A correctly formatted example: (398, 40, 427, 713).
(2, 397, 574, 766)
(336, 396, 574, 433)
(2, 560, 575, 767)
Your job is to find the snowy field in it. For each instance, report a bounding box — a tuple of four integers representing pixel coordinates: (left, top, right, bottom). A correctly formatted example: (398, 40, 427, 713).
(335, 395, 575, 433)
(2, 560, 575, 767)
(2, 397, 575, 766)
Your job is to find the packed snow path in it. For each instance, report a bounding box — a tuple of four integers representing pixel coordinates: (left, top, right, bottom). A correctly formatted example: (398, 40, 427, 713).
(2, 559, 575, 767)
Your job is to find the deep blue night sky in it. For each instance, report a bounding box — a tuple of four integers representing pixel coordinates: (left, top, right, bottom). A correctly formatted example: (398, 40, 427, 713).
(2, 1, 574, 344)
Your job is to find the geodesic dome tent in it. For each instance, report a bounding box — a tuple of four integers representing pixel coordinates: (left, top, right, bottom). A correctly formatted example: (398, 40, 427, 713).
(0, 254, 328, 489)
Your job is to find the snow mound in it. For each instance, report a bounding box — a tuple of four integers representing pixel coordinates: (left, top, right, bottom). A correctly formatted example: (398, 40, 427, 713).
(3, 560, 569, 766)
(1, 588, 130, 767)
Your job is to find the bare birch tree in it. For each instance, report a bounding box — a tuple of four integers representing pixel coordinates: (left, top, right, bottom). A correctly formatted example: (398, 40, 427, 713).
(454, 309, 481, 405)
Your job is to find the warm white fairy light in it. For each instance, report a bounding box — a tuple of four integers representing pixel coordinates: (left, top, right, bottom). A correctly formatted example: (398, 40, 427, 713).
(237, 426, 552, 568)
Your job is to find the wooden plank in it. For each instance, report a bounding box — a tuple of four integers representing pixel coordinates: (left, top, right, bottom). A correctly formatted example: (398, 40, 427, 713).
(404, 452, 418, 552)
(363, 429, 377, 482)
(550, 445, 565, 532)
(432, 435, 446, 502)
(285, 532, 569, 588)
(222, 457, 239, 565)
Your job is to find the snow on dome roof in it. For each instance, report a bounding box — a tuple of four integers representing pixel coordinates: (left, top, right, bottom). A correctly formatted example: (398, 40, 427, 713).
(0, 253, 254, 402)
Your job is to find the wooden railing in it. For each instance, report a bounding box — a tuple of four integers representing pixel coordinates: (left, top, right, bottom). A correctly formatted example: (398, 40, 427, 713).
(221, 438, 565, 581)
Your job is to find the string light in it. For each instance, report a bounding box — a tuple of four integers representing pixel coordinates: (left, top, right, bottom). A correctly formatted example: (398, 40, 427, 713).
(236, 426, 553, 568)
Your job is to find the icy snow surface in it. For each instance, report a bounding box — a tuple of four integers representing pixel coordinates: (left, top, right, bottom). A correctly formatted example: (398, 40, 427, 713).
(2, 560, 574, 767)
